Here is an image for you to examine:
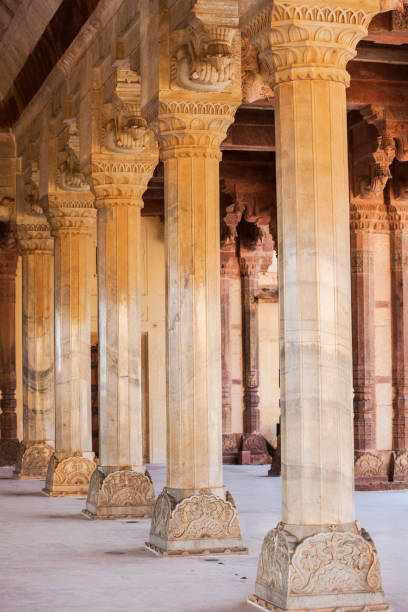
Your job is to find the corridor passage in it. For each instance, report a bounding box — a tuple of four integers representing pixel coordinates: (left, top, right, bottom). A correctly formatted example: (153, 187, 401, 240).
(0, 465, 407, 612)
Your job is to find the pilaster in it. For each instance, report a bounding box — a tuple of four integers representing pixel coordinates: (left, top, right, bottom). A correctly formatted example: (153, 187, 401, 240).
(0, 223, 19, 466)
(243, 1, 392, 609)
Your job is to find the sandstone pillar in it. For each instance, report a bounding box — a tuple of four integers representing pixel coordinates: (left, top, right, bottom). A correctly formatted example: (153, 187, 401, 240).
(142, 0, 246, 556)
(43, 118, 96, 496)
(84, 67, 158, 519)
(14, 222, 55, 478)
(244, 1, 392, 609)
(220, 200, 241, 463)
(147, 104, 246, 555)
(390, 160, 408, 483)
(0, 224, 19, 466)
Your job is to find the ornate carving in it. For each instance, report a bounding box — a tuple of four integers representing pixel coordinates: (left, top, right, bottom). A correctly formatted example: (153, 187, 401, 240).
(355, 452, 383, 478)
(15, 442, 54, 478)
(85, 468, 156, 518)
(256, 529, 290, 593)
(150, 491, 242, 543)
(254, 525, 386, 606)
(243, 2, 381, 87)
(17, 223, 53, 253)
(99, 470, 155, 507)
(58, 119, 89, 192)
(358, 137, 395, 199)
(44, 453, 96, 496)
(23, 161, 43, 217)
(170, 494, 241, 541)
(393, 451, 408, 481)
(290, 531, 382, 594)
(171, 19, 238, 92)
(150, 490, 172, 540)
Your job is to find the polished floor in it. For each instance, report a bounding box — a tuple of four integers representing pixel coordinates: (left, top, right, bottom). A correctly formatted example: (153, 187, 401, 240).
(0, 465, 407, 612)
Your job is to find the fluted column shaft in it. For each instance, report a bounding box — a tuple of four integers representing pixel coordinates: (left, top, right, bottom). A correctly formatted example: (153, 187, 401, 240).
(350, 226, 376, 452)
(0, 226, 19, 464)
(220, 254, 233, 435)
(51, 210, 95, 460)
(20, 233, 55, 445)
(97, 202, 143, 470)
(240, 258, 261, 435)
(390, 203, 408, 452)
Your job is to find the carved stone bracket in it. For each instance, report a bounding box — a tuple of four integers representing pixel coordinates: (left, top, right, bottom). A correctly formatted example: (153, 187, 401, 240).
(249, 523, 389, 610)
(42, 453, 96, 497)
(170, 2, 240, 93)
(147, 489, 247, 556)
(83, 468, 156, 519)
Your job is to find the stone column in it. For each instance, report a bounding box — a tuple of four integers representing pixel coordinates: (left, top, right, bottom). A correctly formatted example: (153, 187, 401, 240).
(84, 68, 159, 519)
(220, 198, 241, 463)
(390, 160, 408, 483)
(43, 197, 96, 496)
(142, 0, 245, 557)
(146, 102, 246, 556)
(14, 222, 55, 478)
(244, 2, 391, 610)
(350, 206, 378, 486)
(0, 224, 19, 466)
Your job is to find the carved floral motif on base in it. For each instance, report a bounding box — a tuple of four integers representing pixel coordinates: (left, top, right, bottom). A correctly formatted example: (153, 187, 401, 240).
(15, 442, 54, 477)
(150, 491, 242, 543)
(45, 454, 96, 493)
(88, 469, 156, 509)
(393, 451, 408, 481)
(256, 526, 383, 600)
(354, 452, 383, 479)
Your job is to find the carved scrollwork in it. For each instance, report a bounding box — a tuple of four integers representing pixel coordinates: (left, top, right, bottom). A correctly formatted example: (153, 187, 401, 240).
(290, 531, 382, 594)
(171, 18, 238, 93)
(256, 529, 290, 593)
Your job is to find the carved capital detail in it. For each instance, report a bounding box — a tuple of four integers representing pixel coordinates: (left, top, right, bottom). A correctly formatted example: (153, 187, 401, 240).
(243, 2, 382, 87)
(44, 196, 96, 235)
(17, 223, 53, 253)
(57, 118, 89, 192)
(144, 100, 238, 160)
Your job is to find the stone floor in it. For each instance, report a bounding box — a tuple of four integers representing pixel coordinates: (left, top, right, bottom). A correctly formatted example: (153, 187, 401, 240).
(0, 465, 407, 612)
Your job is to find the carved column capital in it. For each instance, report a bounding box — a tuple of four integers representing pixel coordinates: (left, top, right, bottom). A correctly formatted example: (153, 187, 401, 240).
(144, 100, 239, 161)
(242, 1, 389, 87)
(44, 196, 96, 236)
(16, 222, 54, 254)
(350, 199, 389, 232)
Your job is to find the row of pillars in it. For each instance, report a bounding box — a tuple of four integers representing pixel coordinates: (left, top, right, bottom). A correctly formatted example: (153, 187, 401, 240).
(0, 0, 399, 609)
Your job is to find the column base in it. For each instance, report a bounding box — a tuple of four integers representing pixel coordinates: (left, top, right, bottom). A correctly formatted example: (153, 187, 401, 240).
(242, 434, 272, 465)
(248, 593, 391, 611)
(146, 487, 248, 557)
(14, 442, 54, 479)
(0, 438, 19, 466)
(83, 467, 156, 519)
(42, 452, 96, 497)
(250, 522, 390, 611)
(354, 451, 408, 490)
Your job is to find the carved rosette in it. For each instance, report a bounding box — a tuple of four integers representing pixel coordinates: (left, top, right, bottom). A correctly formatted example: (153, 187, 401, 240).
(43, 453, 96, 497)
(242, 2, 384, 87)
(148, 490, 246, 556)
(84, 468, 156, 519)
(251, 524, 387, 609)
(14, 442, 54, 479)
